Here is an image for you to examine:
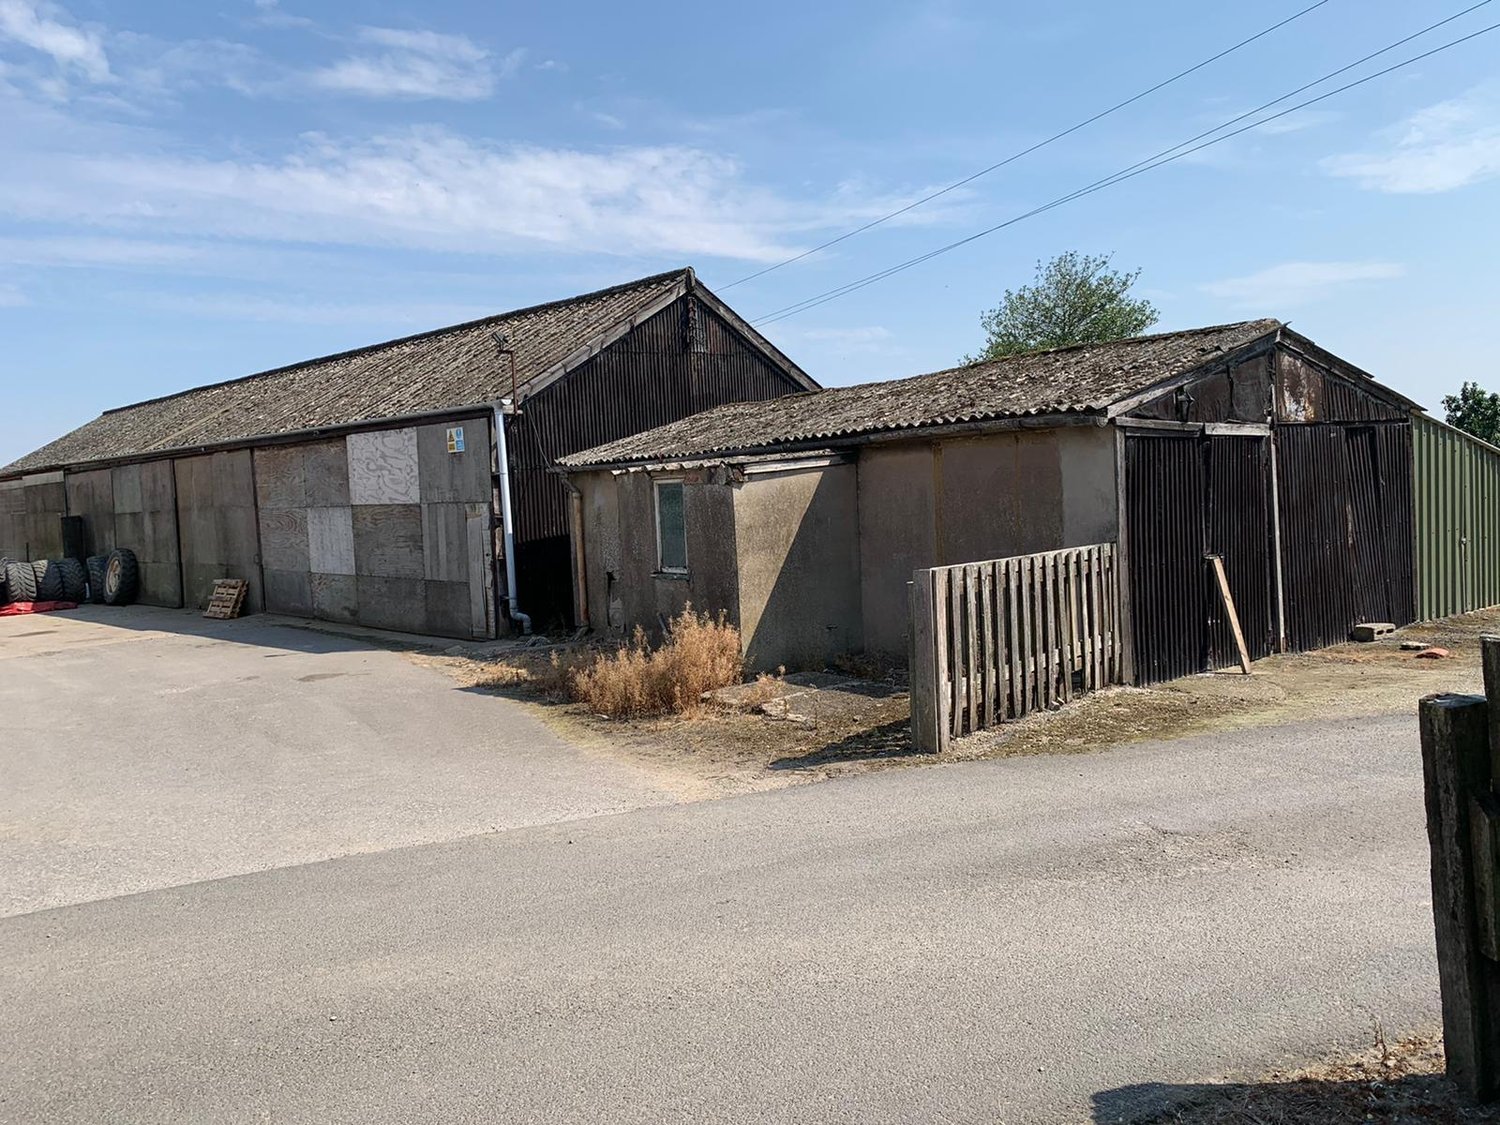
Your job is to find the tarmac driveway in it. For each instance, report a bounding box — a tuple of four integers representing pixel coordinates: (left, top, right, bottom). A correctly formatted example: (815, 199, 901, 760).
(0, 605, 676, 917)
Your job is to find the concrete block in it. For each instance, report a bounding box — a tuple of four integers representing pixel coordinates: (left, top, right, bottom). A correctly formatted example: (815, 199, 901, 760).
(352, 504, 423, 578)
(259, 507, 309, 572)
(356, 575, 427, 633)
(303, 439, 351, 508)
(307, 507, 356, 575)
(348, 428, 419, 505)
(311, 572, 358, 624)
(263, 568, 314, 617)
(424, 579, 474, 639)
(1352, 622, 1396, 642)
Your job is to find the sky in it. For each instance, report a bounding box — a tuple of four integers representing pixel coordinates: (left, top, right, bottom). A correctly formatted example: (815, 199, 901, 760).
(1, 0, 1498, 465)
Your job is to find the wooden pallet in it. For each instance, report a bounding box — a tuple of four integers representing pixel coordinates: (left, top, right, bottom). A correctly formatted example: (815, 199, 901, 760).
(203, 578, 248, 620)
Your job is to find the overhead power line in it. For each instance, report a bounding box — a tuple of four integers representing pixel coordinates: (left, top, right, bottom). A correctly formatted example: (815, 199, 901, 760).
(719, 0, 1335, 291)
(751, 10, 1499, 327)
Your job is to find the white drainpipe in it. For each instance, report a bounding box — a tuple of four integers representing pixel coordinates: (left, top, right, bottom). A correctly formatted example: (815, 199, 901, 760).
(492, 399, 532, 635)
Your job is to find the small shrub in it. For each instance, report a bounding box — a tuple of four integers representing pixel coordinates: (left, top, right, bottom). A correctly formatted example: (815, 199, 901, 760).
(569, 605, 743, 719)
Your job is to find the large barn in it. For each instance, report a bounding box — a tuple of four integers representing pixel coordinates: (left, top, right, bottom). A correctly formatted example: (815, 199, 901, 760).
(0, 268, 816, 637)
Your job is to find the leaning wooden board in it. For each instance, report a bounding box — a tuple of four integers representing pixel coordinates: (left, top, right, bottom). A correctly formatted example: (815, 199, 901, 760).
(203, 578, 248, 619)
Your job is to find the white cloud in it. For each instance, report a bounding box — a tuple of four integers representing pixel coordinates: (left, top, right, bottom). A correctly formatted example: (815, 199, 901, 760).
(1201, 261, 1404, 307)
(123, 291, 497, 326)
(0, 282, 27, 305)
(311, 26, 512, 101)
(798, 326, 892, 347)
(249, 0, 313, 31)
(0, 0, 108, 82)
(1323, 86, 1500, 193)
(0, 128, 920, 262)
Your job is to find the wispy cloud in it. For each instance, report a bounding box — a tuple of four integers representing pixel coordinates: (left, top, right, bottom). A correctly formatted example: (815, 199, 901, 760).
(1202, 261, 1403, 308)
(249, 0, 312, 31)
(0, 127, 928, 262)
(0, 281, 29, 306)
(310, 27, 517, 101)
(122, 291, 497, 326)
(1323, 86, 1500, 194)
(0, 0, 107, 81)
(797, 325, 892, 347)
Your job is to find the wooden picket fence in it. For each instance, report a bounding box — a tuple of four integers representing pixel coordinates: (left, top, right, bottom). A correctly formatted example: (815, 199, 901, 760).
(909, 543, 1125, 752)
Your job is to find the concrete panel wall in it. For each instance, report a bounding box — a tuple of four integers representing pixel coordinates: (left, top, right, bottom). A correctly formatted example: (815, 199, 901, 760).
(251, 419, 492, 638)
(175, 450, 263, 613)
(732, 464, 862, 671)
(112, 461, 182, 607)
(0, 479, 27, 561)
(65, 468, 116, 558)
(2, 473, 67, 561)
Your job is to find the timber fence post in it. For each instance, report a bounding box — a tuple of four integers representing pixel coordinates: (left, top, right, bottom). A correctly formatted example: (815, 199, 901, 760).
(909, 574, 941, 754)
(1421, 633, 1500, 1101)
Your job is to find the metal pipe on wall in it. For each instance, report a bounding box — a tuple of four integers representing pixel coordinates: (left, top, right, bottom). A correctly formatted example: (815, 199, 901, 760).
(492, 399, 532, 635)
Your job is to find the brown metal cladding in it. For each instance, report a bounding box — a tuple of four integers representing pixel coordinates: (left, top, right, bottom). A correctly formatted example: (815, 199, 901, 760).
(1275, 422, 1414, 651)
(504, 295, 807, 622)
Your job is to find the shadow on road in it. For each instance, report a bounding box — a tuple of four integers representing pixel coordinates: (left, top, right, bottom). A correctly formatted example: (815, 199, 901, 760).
(1091, 1072, 1482, 1123)
(767, 719, 920, 771)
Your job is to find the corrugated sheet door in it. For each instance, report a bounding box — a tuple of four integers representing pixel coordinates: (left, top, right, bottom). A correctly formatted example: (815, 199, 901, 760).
(1127, 433, 1208, 684)
(1127, 431, 1274, 684)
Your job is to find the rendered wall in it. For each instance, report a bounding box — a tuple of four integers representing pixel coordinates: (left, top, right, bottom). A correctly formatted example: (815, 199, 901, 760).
(732, 464, 862, 670)
(857, 426, 1118, 656)
(575, 468, 738, 638)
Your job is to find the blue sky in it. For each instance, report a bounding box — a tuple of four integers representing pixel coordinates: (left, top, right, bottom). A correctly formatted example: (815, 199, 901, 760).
(1, 0, 1498, 465)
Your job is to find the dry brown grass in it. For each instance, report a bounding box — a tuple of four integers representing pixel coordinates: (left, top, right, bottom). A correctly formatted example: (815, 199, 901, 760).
(567, 606, 743, 719)
(1132, 1031, 1500, 1124)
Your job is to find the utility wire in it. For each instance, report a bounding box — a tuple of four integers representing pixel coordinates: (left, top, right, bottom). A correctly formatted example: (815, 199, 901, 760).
(752, 13, 1499, 327)
(720, 0, 1335, 291)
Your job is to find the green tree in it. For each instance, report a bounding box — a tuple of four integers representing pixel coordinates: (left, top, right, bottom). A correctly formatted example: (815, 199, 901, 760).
(967, 251, 1160, 362)
(1443, 381, 1500, 445)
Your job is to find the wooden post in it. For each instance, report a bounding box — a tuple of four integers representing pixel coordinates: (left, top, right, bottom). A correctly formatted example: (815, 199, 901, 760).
(909, 572, 943, 754)
(1422, 684, 1500, 1101)
(1207, 554, 1252, 674)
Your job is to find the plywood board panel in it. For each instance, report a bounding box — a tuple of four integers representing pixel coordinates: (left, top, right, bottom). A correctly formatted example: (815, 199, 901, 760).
(311, 572, 358, 623)
(422, 502, 469, 583)
(254, 446, 306, 511)
(352, 504, 423, 578)
(264, 568, 314, 616)
(258, 507, 309, 572)
(140, 461, 175, 513)
(307, 506, 355, 575)
(418, 419, 491, 503)
(112, 463, 143, 514)
(303, 439, 350, 507)
(356, 575, 426, 633)
(348, 428, 419, 505)
(66, 468, 116, 556)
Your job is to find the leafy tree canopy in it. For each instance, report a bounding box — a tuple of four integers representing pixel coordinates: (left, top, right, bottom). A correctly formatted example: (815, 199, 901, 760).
(1443, 381, 1500, 446)
(967, 251, 1160, 362)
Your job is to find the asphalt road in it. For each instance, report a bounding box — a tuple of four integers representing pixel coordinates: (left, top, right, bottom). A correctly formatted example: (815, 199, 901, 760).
(0, 606, 675, 916)
(2, 709, 1439, 1124)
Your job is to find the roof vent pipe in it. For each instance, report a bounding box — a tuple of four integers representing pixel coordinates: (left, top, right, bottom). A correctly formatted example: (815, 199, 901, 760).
(492, 398, 531, 635)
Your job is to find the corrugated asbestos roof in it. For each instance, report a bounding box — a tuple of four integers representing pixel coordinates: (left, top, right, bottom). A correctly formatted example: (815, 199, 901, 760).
(563, 319, 1284, 468)
(3, 269, 691, 475)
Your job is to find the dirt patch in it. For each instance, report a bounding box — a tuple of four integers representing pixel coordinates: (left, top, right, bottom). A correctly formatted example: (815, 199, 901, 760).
(1128, 1031, 1500, 1123)
(414, 609, 1500, 795)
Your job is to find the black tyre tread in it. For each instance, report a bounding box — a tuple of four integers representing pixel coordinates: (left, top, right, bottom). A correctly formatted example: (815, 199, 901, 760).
(103, 548, 141, 606)
(0, 556, 10, 604)
(33, 559, 64, 602)
(86, 555, 108, 604)
(56, 557, 87, 603)
(6, 560, 37, 602)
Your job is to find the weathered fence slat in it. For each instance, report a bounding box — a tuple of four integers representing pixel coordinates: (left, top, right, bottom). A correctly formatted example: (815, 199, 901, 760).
(910, 543, 1125, 750)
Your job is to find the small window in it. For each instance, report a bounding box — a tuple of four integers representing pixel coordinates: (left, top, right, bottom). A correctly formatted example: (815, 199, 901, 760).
(655, 480, 687, 573)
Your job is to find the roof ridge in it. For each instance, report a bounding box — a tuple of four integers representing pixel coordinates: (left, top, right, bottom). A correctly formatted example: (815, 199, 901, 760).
(101, 267, 692, 416)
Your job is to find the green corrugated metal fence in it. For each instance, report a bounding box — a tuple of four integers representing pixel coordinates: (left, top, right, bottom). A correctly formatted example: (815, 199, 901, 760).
(1415, 413, 1500, 620)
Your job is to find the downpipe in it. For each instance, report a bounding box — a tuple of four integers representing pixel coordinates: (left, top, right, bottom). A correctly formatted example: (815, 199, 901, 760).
(492, 399, 532, 635)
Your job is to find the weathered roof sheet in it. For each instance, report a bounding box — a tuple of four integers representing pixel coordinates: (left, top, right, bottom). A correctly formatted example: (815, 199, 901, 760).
(4, 269, 693, 475)
(563, 319, 1284, 468)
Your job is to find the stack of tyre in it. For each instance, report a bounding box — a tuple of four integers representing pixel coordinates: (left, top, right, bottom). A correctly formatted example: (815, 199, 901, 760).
(0, 547, 140, 607)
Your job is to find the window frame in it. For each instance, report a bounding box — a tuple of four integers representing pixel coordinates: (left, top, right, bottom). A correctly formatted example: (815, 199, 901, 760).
(653, 477, 689, 575)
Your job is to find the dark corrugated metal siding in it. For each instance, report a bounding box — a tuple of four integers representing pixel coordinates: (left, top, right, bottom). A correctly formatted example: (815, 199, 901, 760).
(1414, 414, 1500, 619)
(1275, 423, 1414, 650)
(505, 294, 807, 625)
(1127, 432, 1273, 684)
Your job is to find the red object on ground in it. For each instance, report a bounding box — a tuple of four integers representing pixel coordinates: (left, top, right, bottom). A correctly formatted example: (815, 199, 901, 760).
(0, 601, 79, 617)
(1416, 646, 1452, 659)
